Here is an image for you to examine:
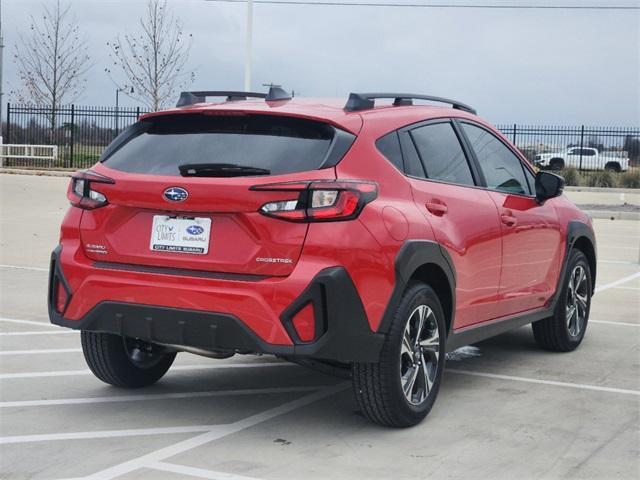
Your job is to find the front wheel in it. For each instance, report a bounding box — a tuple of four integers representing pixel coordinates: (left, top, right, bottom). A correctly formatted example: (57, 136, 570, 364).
(352, 284, 446, 427)
(532, 249, 592, 352)
(81, 331, 176, 388)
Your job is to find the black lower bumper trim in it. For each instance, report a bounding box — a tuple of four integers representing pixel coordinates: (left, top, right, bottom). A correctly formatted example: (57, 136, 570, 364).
(48, 247, 384, 363)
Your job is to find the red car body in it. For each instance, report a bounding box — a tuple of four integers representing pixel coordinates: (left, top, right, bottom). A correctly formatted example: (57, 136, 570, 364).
(49, 92, 596, 365)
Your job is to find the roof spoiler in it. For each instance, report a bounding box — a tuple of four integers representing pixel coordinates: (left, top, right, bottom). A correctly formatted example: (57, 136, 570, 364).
(344, 93, 477, 114)
(176, 86, 292, 107)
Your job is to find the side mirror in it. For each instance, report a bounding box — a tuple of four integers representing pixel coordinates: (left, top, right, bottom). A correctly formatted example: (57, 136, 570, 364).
(535, 171, 565, 203)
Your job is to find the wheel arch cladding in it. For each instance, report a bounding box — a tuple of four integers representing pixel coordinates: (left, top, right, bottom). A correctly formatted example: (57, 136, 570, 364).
(567, 221, 597, 294)
(378, 240, 456, 336)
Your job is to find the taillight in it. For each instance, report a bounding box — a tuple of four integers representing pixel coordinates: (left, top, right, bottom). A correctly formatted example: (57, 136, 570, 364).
(252, 180, 378, 222)
(68, 170, 115, 210)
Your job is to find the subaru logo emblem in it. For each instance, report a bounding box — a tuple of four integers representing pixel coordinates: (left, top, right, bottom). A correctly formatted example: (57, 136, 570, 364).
(163, 187, 188, 202)
(186, 225, 204, 235)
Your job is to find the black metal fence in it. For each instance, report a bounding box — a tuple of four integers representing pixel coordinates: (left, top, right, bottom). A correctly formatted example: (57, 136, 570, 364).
(1, 103, 639, 171)
(2, 104, 146, 169)
(495, 124, 639, 171)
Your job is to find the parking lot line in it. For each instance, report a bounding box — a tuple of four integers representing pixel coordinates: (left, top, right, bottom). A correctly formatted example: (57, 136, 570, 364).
(149, 461, 261, 480)
(0, 362, 295, 380)
(596, 272, 640, 293)
(0, 386, 320, 408)
(448, 369, 640, 396)
(0, 264, 48, 272)
(0, 330, 76, 336)
(80, 383, 349, 480)
(0, 317, 56, 327)
(591, 320, 639, 327)
(0, 424, 223, 445)
(0, 348, 82, 355)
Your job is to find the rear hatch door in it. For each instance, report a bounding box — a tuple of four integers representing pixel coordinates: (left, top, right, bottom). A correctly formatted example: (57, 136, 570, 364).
(79, 112, 355, 276)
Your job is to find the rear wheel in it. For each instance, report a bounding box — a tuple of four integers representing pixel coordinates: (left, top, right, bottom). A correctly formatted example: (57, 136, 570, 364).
(352, 284, 446, 427)
(81, 331, 176, 388)
(549, 158, 565, 170)
(532, 249, 592, 352)
(604, 162, 621, 173)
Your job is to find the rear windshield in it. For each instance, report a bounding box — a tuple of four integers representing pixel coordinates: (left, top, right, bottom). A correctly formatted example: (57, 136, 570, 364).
(101, 114, 336, 176)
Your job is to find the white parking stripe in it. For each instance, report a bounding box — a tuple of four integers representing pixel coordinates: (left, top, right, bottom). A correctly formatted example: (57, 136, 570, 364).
(0, 317, 56, 327)
(81, 383, 348, 480)
(150, 461, 262, 480)
(596, 272, 640, 293)
(600, 260, 640, 265)
(0, 348, 81, 355)
(0, 264, 48, 272)
(0, 385, 345, 448)
(0, 386, 319, 408)
(591, 320, 639, 327)
(0, 424, 221, 445)
(448, 369, 640, 396)
(0, 362, 295, 379)
(0, 330, 76, 336)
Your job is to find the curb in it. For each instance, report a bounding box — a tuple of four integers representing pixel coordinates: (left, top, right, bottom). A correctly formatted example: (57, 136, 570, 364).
(0, 168, 73, 177)
(582, 210, 640, 221)
(566, 186, 639, 194)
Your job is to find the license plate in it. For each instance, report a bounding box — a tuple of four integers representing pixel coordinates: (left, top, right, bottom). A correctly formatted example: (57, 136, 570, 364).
(150, 216, 212, 254)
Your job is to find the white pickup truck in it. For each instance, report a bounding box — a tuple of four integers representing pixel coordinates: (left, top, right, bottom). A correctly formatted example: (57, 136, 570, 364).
(535, 147, 629, 172)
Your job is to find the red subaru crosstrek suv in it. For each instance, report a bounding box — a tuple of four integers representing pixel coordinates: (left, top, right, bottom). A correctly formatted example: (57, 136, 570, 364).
(49, 88, 596, 427)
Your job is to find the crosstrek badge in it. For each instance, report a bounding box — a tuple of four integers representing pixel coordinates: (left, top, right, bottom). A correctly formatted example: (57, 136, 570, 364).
(149, 216, 212, 254)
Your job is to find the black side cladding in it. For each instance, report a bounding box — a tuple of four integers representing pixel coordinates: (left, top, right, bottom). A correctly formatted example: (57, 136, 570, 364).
(377, 240, 456, 335)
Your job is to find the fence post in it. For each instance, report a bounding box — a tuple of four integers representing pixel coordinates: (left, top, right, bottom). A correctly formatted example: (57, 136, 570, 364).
(136, 106, 140, 120)
(579, 125, 585, 171)
(5, 102, 10, 145)
(512, 123, 517, 145)
(68, 104, 75, 169)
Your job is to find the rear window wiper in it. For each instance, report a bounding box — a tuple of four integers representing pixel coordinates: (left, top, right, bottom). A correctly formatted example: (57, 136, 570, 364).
(179, 163, 271, 177)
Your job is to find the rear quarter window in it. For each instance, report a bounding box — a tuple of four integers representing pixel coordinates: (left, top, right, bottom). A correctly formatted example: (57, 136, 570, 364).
(102, 114, 341, 176)
(376, 131, 404, 171)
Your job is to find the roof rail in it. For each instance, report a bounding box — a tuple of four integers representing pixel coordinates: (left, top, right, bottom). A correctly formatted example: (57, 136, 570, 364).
(176, 86, 292, 107)
(344, 93, 477, 115)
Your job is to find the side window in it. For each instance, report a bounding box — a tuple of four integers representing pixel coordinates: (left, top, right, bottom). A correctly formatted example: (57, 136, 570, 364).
(375, 131, 404, 171)
(462, 123, 530, 195)
(400, 132, 427, 178)
(408, 122, 475, 186)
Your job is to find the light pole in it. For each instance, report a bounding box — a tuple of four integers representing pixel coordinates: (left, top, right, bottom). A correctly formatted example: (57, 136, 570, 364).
(244, 0, 253, 91)
(115, 86, 134, 135)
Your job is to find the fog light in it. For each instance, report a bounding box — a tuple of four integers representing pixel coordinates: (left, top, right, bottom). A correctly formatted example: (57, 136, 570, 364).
(292, 303, 315, 342)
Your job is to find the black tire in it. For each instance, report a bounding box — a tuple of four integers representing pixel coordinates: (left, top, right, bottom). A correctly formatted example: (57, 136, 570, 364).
(549, 158, 565, 170)
(352, 283, 446, 428)
(532, 249, 592, 352)
(604, 162, 621, 173)
(81, 331, 176, 388)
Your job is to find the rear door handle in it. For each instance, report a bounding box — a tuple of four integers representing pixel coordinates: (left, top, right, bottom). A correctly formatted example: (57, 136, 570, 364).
(426, 201, 448, 216)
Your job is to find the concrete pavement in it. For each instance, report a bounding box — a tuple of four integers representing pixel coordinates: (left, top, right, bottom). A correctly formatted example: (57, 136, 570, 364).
(0, 174, 638, 480)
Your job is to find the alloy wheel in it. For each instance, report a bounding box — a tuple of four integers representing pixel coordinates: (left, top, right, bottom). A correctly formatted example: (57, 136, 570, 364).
(400, 305, 440, 406)
(566, 265, 589, 337)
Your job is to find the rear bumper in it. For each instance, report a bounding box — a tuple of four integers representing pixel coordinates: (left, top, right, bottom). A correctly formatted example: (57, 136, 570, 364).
(48, 245, 384, 362)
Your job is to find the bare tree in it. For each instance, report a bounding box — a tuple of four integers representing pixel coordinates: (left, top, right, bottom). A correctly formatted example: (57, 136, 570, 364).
(107, 0, 195, 111)
(13, 0, 91, 130)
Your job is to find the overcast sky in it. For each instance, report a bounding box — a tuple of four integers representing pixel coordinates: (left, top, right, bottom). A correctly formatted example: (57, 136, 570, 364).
(3, 0, 639, 125)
